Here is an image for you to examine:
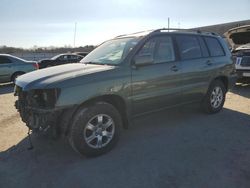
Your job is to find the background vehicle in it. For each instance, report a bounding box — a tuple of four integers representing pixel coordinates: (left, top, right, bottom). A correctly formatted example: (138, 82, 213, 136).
(0, 54, 38, 83)
(234, 44, 250, 80)
(38, 53, 84, 69)
(225, 25, 250, 81)
(15, 29, 236, 157)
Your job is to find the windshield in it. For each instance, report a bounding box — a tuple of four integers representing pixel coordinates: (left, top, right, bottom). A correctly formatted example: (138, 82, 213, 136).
(81, 37, 139, 65)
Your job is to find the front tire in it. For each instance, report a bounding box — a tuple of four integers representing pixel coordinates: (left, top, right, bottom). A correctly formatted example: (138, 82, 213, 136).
(68, 102, 122, 157)
(202, 80, 226, 114)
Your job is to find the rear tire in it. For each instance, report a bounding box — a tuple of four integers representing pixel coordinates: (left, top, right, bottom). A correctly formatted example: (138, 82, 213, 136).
(202, 80, 226, 114)
(68, 102, 122, 157)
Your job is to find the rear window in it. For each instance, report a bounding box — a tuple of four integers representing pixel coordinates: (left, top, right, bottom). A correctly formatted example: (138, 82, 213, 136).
(176, 35, 202, 60)
(204, 37, 225, 57)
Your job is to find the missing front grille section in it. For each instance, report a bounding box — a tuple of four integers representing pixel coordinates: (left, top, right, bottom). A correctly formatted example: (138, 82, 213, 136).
(27, 89, 57, 108)
(16, 88, 59, 109)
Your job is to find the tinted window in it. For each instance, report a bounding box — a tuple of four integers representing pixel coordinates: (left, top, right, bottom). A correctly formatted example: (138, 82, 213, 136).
(137, 36, 175, 64)
(71, 55, 82, 60)
(176, 35, 202, 60)
(154, 37, 175, 63)
(204, 37, 225, 57)
(58, 55, 68, 60)
(0, 56, 12, 64)
(77, 56, 83, 60)
(198, 36, 209, 57)
(138, 39, 156, 57)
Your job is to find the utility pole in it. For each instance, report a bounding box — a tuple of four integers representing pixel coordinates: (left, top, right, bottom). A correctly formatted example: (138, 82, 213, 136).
(168, 17, 170, 32)
(73, 22, 77, 48)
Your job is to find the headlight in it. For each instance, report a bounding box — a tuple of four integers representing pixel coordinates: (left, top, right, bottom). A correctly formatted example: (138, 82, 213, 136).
(30, 88, 60, 108)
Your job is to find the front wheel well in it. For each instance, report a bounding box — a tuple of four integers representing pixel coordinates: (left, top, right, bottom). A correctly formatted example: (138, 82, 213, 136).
(77, 95, 129, 129)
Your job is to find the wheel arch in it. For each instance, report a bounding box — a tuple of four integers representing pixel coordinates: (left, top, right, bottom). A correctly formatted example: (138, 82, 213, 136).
(62, 94, 129, 136)
(213, 76, 229, 91)
(11, 71, 26, 82)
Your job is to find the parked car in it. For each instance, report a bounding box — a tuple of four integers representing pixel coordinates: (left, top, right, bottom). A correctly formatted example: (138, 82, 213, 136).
(233, 44, 250, 80)
(15, 29, 236, 157)
(225, 25, 250, 81)
(38, 53, 84, 69)
(0, 54, 38, 83)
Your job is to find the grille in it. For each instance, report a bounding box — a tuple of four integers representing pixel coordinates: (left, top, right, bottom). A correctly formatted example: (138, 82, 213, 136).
(240, 56, 250, 67)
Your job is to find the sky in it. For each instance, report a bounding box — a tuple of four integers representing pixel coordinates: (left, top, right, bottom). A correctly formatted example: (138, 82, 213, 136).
(0, 0, 249, 48)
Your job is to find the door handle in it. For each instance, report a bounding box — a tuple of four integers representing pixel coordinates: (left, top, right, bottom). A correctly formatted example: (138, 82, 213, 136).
(170, 65, 179, 72)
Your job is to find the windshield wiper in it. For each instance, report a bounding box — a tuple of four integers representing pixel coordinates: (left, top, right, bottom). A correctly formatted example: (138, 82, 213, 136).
(82, 62, 102, 65)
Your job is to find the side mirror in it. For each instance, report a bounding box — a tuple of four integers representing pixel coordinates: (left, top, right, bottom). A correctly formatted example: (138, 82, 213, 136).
(134, 54, 154, 66)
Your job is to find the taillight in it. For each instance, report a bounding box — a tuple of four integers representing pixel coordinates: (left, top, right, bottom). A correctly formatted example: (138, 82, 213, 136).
(33, 63, 39, 69)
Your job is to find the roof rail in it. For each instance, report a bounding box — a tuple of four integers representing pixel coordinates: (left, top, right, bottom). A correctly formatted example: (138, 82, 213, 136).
(115, 28, 220, 38)
(152, 28, 220, 36)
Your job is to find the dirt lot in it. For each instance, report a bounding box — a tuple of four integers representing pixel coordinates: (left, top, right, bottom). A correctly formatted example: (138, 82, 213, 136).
(0, 83, 250, 188)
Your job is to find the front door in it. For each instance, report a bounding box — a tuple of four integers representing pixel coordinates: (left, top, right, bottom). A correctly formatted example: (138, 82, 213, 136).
(131, 35, 182, 116)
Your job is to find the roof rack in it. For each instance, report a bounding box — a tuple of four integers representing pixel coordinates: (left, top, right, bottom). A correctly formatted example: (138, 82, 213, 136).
(152, 28, 220, 36)
(115, 28, 220, 38)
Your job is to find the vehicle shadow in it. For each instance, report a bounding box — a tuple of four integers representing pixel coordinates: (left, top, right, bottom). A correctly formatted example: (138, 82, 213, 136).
(231, 82, 250, 98)
(1, 106, 250, 188)
(0, 83, 14, 95)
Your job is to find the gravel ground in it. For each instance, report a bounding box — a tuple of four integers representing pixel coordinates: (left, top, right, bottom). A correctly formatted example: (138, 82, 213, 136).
(0, 83, 249, 188)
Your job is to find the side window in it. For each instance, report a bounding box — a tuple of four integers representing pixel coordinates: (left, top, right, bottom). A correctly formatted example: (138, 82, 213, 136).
(136, 36, 175, 64)
(176, 35, 202, 60)
(77, 56, 83, 60)
(138, 39, 156, 57)
(198, 36, 209, 57)
(204, 37, 225, 57)
(154, 37, 175, 63)
(71, 55, 79, 60)
(0, 56, 12, 64)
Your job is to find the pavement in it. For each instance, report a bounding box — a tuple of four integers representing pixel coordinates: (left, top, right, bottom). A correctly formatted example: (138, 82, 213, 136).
(0, 83, 250, 188)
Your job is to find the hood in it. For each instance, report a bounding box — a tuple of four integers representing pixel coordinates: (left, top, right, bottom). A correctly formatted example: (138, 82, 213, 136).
(224, 25, 250, 46)
(16, 63, 115, 90)
(235, 43, 250, 51)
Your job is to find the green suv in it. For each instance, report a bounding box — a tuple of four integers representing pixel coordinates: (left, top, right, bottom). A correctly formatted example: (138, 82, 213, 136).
(15, 29, 236, 156)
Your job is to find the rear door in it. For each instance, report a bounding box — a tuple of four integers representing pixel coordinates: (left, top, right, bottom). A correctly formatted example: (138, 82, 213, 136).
(131, 35, 182, 115)
(175, 34, 214, 103)
(0, 56, 13, 82)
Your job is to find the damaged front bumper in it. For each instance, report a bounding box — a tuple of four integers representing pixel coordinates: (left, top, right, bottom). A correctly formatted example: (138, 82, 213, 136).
(14, 85, 63, 131)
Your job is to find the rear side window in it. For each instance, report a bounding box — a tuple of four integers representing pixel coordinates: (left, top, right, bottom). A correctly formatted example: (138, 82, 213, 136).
(204, 37, 225, 57)
(0, 56, 12, 64)
(176, 35, 202, 60)
(198, 36, 209, 57)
